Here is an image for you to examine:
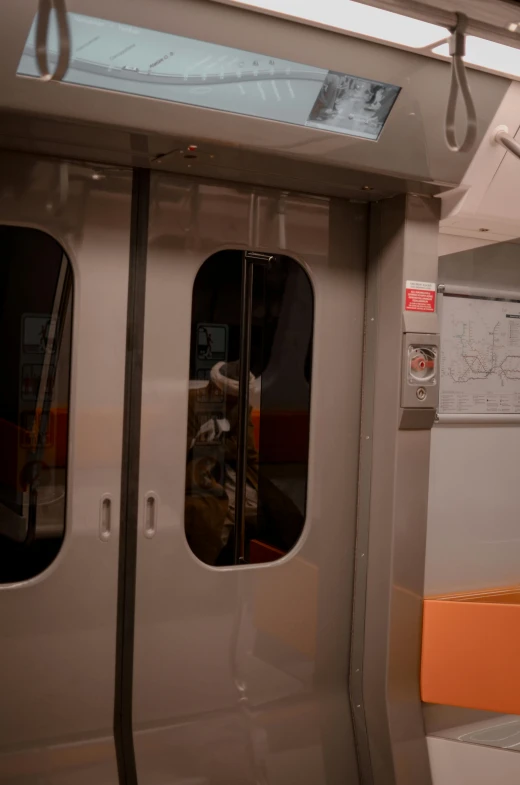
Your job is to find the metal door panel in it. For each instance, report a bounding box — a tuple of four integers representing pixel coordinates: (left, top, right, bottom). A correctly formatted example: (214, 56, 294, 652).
(0, 152, 131, 783)
(134, 174, 366, 783)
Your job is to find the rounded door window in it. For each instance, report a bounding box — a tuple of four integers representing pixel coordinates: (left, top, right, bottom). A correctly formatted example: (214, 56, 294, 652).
(0, 227, 73, 583)
(185, 250, 313, 567)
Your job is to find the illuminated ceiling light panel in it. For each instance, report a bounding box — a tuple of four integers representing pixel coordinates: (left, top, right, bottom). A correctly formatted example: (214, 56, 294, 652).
(228, 0, 520, 81)
(433, 37, 520, 79)
(221, 0, 448, 49)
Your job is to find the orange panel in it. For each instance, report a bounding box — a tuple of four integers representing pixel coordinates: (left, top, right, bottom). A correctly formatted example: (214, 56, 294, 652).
(249, 539, 285, 564)
(422, 593, 520, 714)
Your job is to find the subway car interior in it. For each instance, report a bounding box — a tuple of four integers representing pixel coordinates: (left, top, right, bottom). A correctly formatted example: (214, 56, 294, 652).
(3, 0, 520, 783)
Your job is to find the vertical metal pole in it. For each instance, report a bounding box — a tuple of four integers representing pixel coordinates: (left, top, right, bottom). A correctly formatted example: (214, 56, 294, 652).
(26, 255, 72, 543)
(234, 253, 254, 565)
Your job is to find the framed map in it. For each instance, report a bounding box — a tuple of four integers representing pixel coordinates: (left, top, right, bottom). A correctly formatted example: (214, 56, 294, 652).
(439, 291, 520, 417)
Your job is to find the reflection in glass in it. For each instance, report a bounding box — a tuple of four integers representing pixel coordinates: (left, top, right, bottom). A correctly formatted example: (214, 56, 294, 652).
(185, 251, 313, 566)
(0, 228, 72, 583)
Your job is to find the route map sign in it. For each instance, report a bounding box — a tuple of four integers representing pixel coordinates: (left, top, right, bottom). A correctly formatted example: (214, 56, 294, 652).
(17, 13, 400, 141)
(439, 293, 520, 416)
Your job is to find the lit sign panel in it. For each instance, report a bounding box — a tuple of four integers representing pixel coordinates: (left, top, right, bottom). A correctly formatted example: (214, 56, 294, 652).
(18, 13, 400, 141)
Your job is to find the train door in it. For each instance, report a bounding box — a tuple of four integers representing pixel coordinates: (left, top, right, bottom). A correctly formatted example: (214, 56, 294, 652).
(131, 173, 367, 784)
(0, 152, 132, 783)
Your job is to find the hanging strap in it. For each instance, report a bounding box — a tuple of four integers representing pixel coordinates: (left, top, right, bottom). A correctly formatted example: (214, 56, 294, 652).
(35, 0, 71, 82)
(445, 13, 477, 154)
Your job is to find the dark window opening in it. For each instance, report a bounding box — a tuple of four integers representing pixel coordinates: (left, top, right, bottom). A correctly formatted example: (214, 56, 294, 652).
(185, 250, 313, 567)
(0, 227, 73, 583)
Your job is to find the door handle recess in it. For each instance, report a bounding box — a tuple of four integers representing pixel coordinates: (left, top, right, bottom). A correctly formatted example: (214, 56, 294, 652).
(99, 495, 112, 541)
(144, 493, 158, 539)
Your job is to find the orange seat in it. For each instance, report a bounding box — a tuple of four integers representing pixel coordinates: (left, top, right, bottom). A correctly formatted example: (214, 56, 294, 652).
(422, 587, 520, 715)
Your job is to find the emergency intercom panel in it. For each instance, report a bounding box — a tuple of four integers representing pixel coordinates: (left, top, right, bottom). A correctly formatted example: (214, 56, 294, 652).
(401, 332, 439, 411)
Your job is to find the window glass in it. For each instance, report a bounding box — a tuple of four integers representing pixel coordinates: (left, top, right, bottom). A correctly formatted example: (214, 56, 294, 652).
(185, 250, 313, 566)
(0, 228, 73, 583)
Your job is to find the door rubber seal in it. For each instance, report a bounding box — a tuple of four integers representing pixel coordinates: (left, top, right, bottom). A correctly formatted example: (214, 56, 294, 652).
(114, 168, 150, 785)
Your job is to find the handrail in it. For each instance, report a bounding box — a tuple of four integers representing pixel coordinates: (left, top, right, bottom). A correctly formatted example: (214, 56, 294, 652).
(494, 126, 520, 161)
(233, 251, 273, 565)
(444, 13, 477, 154)
(26, 255, 72, 544)
(35, 0, 71, 82)
(233, 252, 255, 565)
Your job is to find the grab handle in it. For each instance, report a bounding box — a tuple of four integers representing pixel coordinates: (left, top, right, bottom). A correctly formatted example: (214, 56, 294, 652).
(494, 126, 520, 161)
(99, 495, 112, 542)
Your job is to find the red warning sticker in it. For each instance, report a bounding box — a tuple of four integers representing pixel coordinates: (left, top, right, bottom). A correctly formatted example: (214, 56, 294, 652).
(405, 280, 436, 312)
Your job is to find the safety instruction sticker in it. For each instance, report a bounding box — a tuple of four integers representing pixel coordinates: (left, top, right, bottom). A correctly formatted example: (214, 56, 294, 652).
(405, 281, 436, 312)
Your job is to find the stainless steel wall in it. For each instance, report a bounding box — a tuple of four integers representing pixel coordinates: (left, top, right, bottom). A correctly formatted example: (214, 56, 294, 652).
(353, 194, 440, 785)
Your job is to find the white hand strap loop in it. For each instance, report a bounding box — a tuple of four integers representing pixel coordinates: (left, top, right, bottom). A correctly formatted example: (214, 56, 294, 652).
(36, 0, 71, 82)
(445, 13, 477, 154)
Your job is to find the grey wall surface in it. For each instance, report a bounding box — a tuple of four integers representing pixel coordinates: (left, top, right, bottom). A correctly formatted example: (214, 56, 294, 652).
(425, 238, 520, 595)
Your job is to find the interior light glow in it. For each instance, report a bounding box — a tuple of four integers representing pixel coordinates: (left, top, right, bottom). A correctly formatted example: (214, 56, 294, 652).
(223, 0, 447, 49)
(433, 36, 520, 78)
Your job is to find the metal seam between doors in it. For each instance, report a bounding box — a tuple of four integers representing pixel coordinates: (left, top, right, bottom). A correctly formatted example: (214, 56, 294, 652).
(114, 168, 150, 785)
(349, 202, 377, 785)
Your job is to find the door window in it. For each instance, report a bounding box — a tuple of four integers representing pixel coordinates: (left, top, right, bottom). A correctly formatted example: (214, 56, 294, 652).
(185, 250, 313, 566)
(0, 227, 73, 583)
